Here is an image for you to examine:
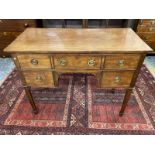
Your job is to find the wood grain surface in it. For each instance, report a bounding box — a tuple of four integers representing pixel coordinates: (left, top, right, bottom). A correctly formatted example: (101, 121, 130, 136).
(104, 54, 140, 69)
(101, 71, 134, 87)
(23, 71, 54, 87)
(4, 28, 152, 53)
(17, 54, 51, 69)
(53, 55, 102, 69)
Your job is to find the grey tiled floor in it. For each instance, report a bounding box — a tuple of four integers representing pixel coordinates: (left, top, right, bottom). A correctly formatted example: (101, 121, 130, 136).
(0, 58, 15, 85)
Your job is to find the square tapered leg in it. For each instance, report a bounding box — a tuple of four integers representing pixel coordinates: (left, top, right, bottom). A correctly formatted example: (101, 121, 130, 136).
(119, 88, 132, 116)
(24, 86, 39, 114)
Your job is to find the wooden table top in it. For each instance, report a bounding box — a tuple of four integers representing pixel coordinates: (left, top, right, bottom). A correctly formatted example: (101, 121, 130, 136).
(4, 28, 153, 53)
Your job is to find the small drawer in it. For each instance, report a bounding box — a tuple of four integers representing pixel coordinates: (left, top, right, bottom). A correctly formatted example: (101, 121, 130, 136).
(53, 55, 102, 69)
(104, 54, 140, 69)
(137, 25, 155, 33)
(0, 19, 37, 32)
(23, 71, 54, 87)
(101, 71, 134, 87)
(139, 19, 155, 26)
(138, 33, 155, 41)
(17, 54, 51, 69)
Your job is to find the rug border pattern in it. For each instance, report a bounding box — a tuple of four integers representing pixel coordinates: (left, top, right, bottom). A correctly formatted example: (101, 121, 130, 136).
(4, 76, 73, 128)
(88, 77, 154, 130)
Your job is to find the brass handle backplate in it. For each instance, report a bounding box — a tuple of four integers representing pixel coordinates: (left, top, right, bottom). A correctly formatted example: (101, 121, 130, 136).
(88, 59, 96, 67)
(31, 58, 38, 65)
(115, 76, 121, 83)
(149, 27, 153, 32)
(35, 75, 43, 81)
(117, 60, 125, 67)
(59, 59, 67, 66)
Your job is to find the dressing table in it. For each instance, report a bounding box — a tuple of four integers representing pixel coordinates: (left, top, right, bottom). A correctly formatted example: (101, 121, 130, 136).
(4, 28, 153, 116)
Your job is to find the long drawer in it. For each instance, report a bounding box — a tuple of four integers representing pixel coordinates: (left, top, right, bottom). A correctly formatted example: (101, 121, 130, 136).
(53, 55, 102, 69)
(101, 71, 134, 87)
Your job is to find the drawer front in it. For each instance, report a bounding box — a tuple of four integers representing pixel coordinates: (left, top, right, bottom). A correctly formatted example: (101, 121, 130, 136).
(23, 71, 54, 87)
(138, 33, 155, 41)
(0, 32, 21, 49)
(139, 19, 155, 26)
(101, 71, 134, 87)
(17, 54, 51, 69)
(104, 54, 140, 69)
(53, 55, 102, 69)
(137, 25, 155, 33)
(0, 19, 37, 31)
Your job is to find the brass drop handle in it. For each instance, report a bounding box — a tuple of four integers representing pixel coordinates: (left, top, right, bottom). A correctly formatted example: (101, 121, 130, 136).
(24, 23, 29, 27)
(117, 60, 125, 67)
(31, 58, 38, 65)
(35, 75, 43, 81)
(115, 76, 121, 83)
(88, 59, 96, 67)
(60, 59, 67, 66)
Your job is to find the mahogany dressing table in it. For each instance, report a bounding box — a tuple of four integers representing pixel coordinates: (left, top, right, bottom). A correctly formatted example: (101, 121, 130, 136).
(4, 28, 153, 116)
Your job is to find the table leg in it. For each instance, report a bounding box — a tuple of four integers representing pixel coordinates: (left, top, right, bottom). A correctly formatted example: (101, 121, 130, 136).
(119, 88, 132, 116)
(111, 88, 115, 94)
(24, 86, 39, 114)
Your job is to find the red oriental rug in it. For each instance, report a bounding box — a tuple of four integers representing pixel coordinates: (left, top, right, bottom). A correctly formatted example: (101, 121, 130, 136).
(0, 65, 155, 134)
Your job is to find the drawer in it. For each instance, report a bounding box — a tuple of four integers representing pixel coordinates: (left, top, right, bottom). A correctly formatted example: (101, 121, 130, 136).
(0, 19, 37, 31)
(104, 54, 140, 69)
(0, 32, 21, 49)
(53, 55, 102, 69)
(17, 54, 51, 69)
(137, 25, 155, 33)
(138, 33, 155, 41)
(101, 71, 134, 87)
(139, 19, 155, 26)
(23, 71, 54, 87)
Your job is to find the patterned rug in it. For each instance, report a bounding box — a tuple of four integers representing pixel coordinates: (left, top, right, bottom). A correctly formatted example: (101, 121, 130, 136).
(0, 65, 155, 134)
